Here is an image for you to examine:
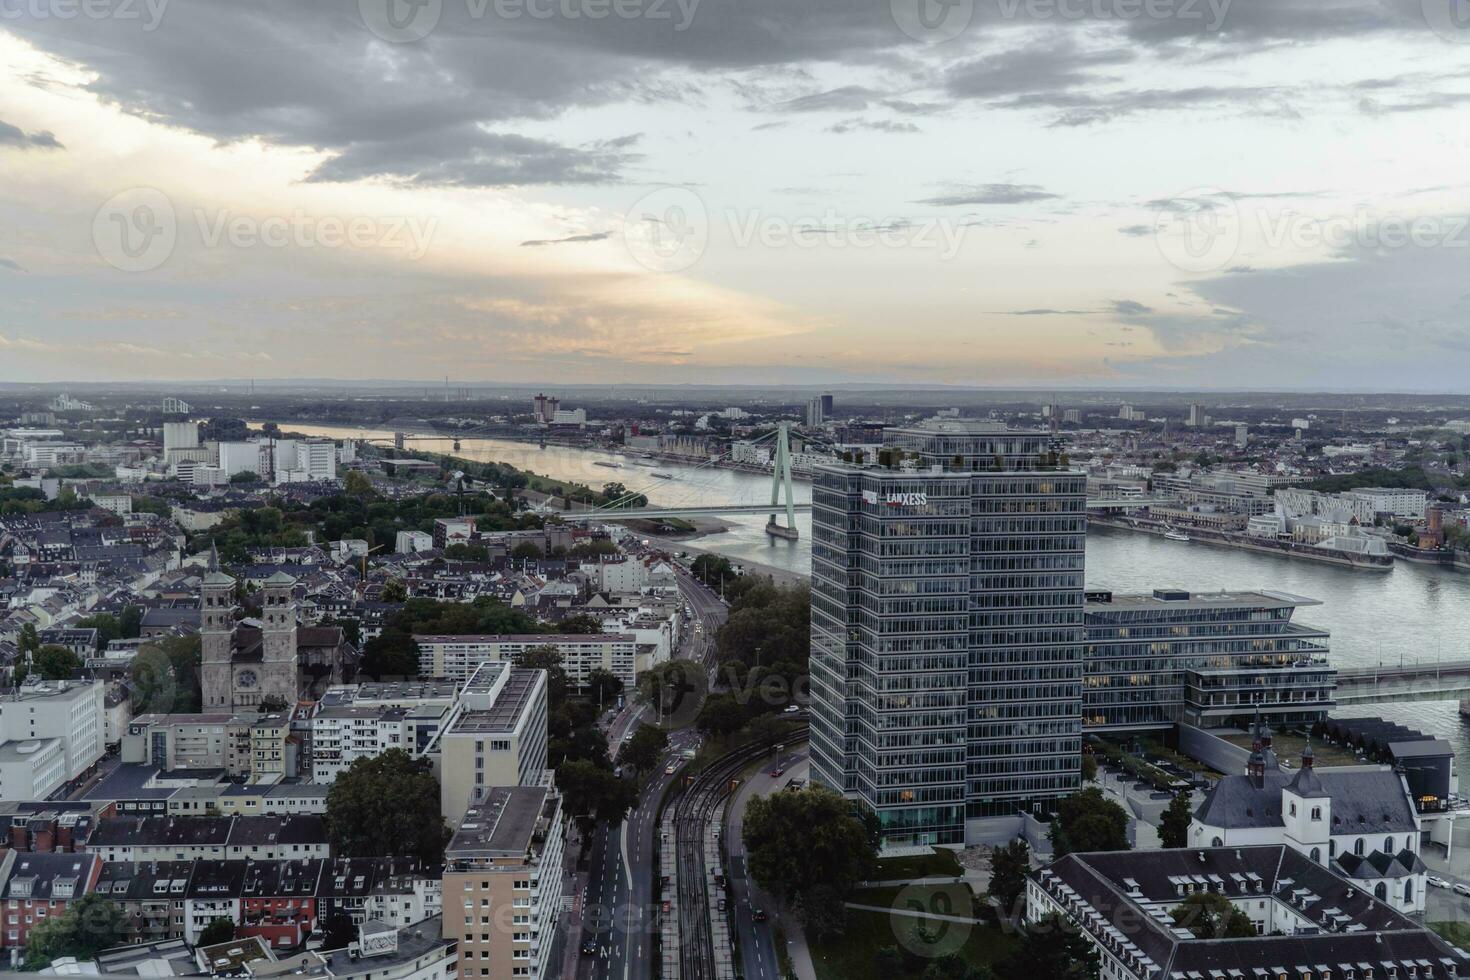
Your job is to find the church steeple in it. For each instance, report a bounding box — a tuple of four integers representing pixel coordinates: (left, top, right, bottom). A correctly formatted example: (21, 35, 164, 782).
(1247, 703, 1267, 789)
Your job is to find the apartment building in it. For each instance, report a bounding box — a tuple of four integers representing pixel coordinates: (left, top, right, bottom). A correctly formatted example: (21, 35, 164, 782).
(441, 783, 564, 980)
(0, 677, 105, 798)
(415, 634, 637, 691)
(437, 664, 549, 824)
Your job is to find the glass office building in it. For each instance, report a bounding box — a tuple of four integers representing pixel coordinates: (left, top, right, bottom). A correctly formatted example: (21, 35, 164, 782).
(1082, 589, 1335, 732)
(808, 420, 1087, 847)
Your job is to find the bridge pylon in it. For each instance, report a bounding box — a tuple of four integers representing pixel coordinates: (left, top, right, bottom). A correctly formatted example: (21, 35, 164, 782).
(766, 421, 799, 540)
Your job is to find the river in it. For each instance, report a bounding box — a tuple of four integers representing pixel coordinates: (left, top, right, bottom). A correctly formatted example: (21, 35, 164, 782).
(281, 423, 1470, 755)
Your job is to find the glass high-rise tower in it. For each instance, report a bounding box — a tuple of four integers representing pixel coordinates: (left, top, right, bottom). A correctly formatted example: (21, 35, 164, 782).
(808, 420, 1087, 847)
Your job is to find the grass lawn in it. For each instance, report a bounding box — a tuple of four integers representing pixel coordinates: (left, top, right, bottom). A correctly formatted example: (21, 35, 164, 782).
(1221, 732, 1359, 767)
(872, 849, 963, 881)
(1430, 922, 1470, 947)
(810, 908, 1017, 980)
(850, 884, 974, 912)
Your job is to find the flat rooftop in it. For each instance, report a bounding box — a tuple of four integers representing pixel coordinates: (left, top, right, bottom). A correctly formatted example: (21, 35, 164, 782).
(453, 669, 540, 734)
(447, 786, 552, 860)
(1085, 588, 1322, 609)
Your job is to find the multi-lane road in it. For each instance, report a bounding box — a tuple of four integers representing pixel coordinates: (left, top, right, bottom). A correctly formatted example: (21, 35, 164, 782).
(577, 564, 729, 980)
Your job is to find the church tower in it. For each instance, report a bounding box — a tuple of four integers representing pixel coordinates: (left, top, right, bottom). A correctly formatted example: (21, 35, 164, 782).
(256, 571, 300, 707)
(200, 572, 238, 709)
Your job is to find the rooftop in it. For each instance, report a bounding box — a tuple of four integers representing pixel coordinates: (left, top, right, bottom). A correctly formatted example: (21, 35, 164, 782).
(447, 785, 555, 861)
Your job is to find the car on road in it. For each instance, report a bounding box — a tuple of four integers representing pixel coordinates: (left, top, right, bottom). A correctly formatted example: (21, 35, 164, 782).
(752, 908, 767, 922)
(623, 732, 634, 742)
(783, 704, 801, 714)
(717, 898, 727, 912)
(1428, 875, 1450, 889)
(769, 766, 785, 777)
(665, 762, 679, 775)
(1453, 882, 1470, 898)
(580, 937, 598, 956)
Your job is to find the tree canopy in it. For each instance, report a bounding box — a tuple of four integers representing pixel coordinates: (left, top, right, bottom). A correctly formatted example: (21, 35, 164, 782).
(743, 786, 876, 937)
(993, 913, 1099, 980)
(616, 724, 669, 774)
(23, 894, 127, 969)
(1048, 787, 1130, 856)
(1170, 892, 1256, 939)
(325, 749, 450, 865)
(1160, 791, 1194, 849)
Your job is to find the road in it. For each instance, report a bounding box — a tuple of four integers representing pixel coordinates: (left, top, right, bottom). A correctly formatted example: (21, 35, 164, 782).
(726, 751, 809, 980)
(577, 564, 729, 980)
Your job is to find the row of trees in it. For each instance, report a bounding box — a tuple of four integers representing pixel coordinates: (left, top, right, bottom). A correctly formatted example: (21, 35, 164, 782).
(695, 576, 809, 738)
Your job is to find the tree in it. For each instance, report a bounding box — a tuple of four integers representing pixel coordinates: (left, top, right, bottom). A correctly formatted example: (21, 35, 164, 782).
(1170, 892, 1256, 939)
(690, 553, 734, 588)
(381, 579, 408, 602)
(230, 470, 261, 484)
(635, 659, 706, 725)
(343, 470, 375, 499)
(34, 645, 81, 679)
(1048, 787, 1130, 856)
(558, 758, 638, 828)
(118, 605, 143, 640)
(18, 622, 40, 659)
(695, 694, 750, 739)
(325, 750, 450, 865)
(1080, 753, 1097, 783)
(511, 541, 544, 561)
(617, 724, 669, 775)
(23, 893, 127, 969)
(512, 645, 569, 704)
(128, 635, 202, 714)
(988, 838, 1030, 919)
(994, 914, 1098, 980)
(258, 694, 289, 713)
(360, 628, 420, 680)
(585, 668, 623, 707)
(743, 786, 877, 937)
(198, 917, 236, 946)
(558, 614, 603, 635)
(74, 613, 121, 650)
(1160, 791, 1194, 849)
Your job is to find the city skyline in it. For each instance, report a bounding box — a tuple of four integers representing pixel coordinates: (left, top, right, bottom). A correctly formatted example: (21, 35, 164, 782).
(4, 1, 1470, 388)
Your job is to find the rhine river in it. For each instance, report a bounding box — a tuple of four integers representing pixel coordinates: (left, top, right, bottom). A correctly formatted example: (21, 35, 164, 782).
(282, 424, 1470, 754)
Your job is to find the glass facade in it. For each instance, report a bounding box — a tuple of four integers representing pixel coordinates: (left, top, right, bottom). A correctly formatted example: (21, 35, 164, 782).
(1082, 590, 1335, 732)
(809, 421, 1086, 847)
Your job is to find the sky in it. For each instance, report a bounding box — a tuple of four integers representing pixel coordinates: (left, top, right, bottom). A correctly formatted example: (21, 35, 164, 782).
(2, 0, 1470, 388)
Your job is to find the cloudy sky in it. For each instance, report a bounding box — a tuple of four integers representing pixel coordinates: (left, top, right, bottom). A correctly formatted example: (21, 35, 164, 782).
(2, 0, 1470, 387)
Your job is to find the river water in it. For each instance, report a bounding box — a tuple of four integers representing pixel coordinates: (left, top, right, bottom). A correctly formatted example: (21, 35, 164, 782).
(285, 423, 1470, 754)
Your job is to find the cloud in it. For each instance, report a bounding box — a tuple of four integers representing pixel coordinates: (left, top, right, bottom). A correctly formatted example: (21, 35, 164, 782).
(1111, 299, 1154, 315)
(916, 183, 1057, 206)
(827, 118, 920, 134)
(994, 308, 1093, 316)
(0, 258, 24, 273)
(520, 232, 614, 246)
(773, 86, 880, 113)
(308, 131, 642, 187)
(1118, 224, 1152, 237)
(946, 40, 1135, 100)
(0, 118, 62, 149)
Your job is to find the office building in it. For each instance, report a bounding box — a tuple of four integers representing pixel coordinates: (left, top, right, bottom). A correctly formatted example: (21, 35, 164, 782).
(441, 782, 564, 980)
(162, 421, 199, 454)
(809, 420, 1087, 847)
(1029, 845, 1456, 980)
(531, 394, 559, 424)
(0, 678, 105, 799)
(1081, 589, 1335, 733)
(437, 663, 549, 823)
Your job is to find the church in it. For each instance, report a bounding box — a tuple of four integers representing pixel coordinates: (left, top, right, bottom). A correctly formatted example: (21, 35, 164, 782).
(200, 570, 355, 711)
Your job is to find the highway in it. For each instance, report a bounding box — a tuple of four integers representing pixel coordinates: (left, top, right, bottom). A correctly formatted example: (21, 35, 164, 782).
(578, 563, 729, 980)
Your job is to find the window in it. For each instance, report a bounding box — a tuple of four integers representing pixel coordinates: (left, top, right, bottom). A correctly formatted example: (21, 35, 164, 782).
(1311, 806, 1322, 821)
(1385, 837, 1394, 852)
(1310, 847, 1321, 863)
(1355, 838, 1365, 856)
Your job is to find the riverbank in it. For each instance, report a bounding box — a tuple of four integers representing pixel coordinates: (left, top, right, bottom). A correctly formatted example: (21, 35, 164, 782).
(1090, 515, 1394, 571)
(677, 537, 810, 588)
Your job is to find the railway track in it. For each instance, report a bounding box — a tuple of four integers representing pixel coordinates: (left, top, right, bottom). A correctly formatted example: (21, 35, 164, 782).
(664, 726, 809, 980)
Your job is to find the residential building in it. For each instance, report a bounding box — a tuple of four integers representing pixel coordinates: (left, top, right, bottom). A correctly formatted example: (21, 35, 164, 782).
(441, 783, 564, 980)
(1029, 845, 1456, 980)
(0, 852, 102, 957)
(808, 420, 1087, 847)
(437, 664, 549, 824)
(86, 814, 330, 862)
(415, 634, 637, 691)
